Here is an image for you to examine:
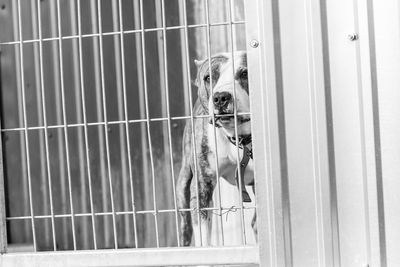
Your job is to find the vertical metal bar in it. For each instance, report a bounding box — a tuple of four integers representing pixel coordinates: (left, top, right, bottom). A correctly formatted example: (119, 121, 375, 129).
(29, 2, 48, 247)
(110, 0, 130, 247)
(15, 0, 38, 252)
(203, 0, 225, 246)
(10, 0, 30, 242)
(139, 0, 160, 247)
(36, 0, 58, 251)
(154, 2, 170, 194)
(117, 0, 139, 248)
(54, 0, 78, 250)
(132, 0, 151, 246)
(69, 0, 88, 249)
(160, 0, 180, 246)
(227, 0, 247, 245)
(202, 0, 225, 245)
(132, 2, 152, 244)
(153, 1, 173, 244)
(0, 0, 11, 255)
(177, 0, 190, 117)
(0, 122, 7, 253)
(96, 0, 119, 249)
(48, 0, 67, 249)
(88, 0, 108, 247)
(245, 0, 289, 265)
(77, 0, 98, 249)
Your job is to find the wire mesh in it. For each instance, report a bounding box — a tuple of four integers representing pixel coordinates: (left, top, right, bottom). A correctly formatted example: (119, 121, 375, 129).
(0, 0, 255, 252)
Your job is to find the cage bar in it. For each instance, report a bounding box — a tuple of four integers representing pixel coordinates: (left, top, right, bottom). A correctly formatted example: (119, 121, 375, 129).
(47, 0, 67, 249)
(117, 0, 139, 249)
(227, 0, 247, 245)
(160, 0, 181, 247)
(0, 113, 252, 133)
(37, 0, 58, 250)
(76, 0, 98, 250)
(202, 0, 227, 247)
(0, 22, 246, 46)
(15, 0, 38, 252)
(30, 0, 50, 248)
(67, 0, 88, 250)
(96, 0, 119, 249)
(139, 0, 160, 247)
(5, 205, 257, 222)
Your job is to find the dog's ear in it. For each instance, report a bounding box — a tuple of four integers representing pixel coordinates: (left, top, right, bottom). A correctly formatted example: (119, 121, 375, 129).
(194, 58, 210, 114)
(198, 81, 209, 113)
(194, 59, 206, 68)
(194, 59, 205, 87)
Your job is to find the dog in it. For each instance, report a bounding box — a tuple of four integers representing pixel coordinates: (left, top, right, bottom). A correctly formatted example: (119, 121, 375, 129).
(176, 51, 256, 246)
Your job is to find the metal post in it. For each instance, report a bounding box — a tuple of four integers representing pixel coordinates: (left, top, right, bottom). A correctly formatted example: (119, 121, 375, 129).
(245, 0, 289, 266)
(0, 0, 11, 254)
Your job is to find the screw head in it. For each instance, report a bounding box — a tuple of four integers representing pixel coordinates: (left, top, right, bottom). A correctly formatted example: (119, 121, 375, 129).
(250, 39, 259, 48)
(348, 33, 359, 41)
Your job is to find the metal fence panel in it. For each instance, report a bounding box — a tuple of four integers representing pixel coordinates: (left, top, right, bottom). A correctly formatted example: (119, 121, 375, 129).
(0, 0, 260, 265)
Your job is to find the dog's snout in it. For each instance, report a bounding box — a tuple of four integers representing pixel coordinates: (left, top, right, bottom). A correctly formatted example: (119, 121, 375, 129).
(213, 92, 232, 108)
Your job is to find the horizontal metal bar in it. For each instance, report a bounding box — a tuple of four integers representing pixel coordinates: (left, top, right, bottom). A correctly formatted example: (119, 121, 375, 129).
(6, 206, 256, 220)
(0, 21, 245, 46)
(0, 246, 259, 266)
(0, 112, 252, 132)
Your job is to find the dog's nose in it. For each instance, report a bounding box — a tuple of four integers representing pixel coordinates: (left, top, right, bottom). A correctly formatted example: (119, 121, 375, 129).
(213, 92, 232, 108)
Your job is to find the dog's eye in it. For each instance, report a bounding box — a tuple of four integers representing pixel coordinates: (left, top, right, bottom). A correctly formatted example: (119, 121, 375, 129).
(240, 70, 248, 79)
(203, 75, 211, 83)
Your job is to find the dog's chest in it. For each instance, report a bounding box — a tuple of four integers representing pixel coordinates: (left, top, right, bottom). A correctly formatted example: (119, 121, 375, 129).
(207, 127, 254, 185)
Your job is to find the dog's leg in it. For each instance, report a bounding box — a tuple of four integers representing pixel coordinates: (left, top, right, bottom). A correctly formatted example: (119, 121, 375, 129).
(190, 178, 214, 247)
(177, 124, 195, 246)
(251, 184, 258, 241)
(177, 158, 196, 247)
(177, 163, 193, 246)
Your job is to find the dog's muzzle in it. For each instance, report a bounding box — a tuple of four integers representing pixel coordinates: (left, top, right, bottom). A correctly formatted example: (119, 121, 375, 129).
(213, 91, 232, 110)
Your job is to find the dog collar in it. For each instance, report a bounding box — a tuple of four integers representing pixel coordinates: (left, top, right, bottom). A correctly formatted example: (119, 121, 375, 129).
(226, 134, 252, 150)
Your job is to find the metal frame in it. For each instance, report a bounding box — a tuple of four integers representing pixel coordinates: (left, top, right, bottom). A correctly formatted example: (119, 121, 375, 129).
(0, 118, 6, 254)
(245, 0, 288, 265)
(0, 246, 258, 267)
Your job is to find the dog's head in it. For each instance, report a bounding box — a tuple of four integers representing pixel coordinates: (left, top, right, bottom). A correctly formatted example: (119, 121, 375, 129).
(195, 51, 250, 136)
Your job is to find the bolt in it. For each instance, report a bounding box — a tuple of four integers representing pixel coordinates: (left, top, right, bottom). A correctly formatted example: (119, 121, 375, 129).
(250, 39, 259, 48)
(348, 33, 359, 41)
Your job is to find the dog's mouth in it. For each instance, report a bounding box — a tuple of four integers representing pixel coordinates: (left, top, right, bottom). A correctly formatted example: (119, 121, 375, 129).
(211, 113, 251, 126)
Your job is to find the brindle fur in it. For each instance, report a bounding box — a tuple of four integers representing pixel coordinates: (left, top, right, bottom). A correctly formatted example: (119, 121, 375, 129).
(176, 52, 256, 246)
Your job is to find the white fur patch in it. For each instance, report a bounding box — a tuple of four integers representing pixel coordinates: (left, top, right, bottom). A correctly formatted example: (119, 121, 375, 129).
(208, 125, 254, 186)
